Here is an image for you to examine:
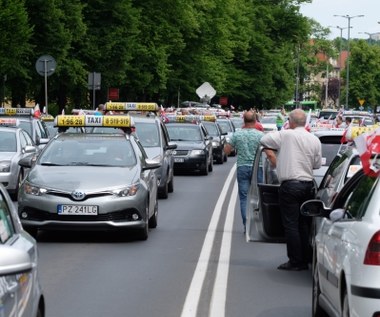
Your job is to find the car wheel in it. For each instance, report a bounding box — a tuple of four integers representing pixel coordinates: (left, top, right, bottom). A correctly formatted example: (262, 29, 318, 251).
(208, 155, 213, 172)
(148, 200, 158, 228)
(25, 226, 38, 240)
(200, 159, 209, 175)
(312, 254, 327, 317)
(137, 201, 149, 240)
(12, 169, 24, 200)
(223, 152, 228, 162)
(216, 153, 223, 164)
(342, 288, 349, 317)
(168, 175, 174, 193)
(158, 180, 169, 199)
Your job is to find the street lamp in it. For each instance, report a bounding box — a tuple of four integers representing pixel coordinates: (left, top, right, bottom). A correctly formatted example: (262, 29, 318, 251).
(334, 14, 364, 109)
(328, 25, 351, 108)
(358, 32, 378, 43)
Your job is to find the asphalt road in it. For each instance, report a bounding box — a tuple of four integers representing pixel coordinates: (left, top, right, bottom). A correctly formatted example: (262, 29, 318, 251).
(30, 157, 312, 317)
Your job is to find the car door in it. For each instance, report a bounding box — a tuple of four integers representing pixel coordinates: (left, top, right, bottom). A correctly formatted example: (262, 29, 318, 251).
(200, 125, 213, 163)
(317, 171, 375, 309)
(0, 187, 38, 317)
(246, 146, 284, 242)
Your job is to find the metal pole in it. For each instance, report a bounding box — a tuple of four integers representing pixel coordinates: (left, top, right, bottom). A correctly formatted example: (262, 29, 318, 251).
(44, 59, 48, 114)
(93, 72, 95, 109)
(325, 62, 329, 107)
(295, 45, 300, 108)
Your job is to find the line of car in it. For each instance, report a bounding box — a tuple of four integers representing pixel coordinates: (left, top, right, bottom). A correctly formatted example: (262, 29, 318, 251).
(246, 123, 380, 316)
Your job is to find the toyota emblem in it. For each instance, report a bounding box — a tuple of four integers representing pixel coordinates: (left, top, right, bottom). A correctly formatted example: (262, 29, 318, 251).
(71, 190, 86, 201)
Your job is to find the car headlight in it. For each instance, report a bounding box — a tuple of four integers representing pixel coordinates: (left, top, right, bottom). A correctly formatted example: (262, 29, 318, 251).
(225, 137, 231, 143)
(112, 183, 139, 197)
(24, 181, 47, 196)
(190, 150, 205, 156)
(0, 161, 11, 173)
(212, 141, 219, 147)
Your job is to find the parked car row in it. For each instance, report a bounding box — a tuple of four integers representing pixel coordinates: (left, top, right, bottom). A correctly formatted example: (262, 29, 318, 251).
(246, 123, 380, 316)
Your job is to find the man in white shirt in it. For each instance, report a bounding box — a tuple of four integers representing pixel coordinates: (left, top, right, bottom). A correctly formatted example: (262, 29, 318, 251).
(260, 109, 322, 271)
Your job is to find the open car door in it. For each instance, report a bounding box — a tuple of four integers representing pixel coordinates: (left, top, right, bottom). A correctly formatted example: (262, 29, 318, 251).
(246, 146, 285, 242)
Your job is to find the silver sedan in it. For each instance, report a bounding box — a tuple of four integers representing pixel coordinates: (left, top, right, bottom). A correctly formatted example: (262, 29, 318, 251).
(18, 132, 160, 240)
(0, 126, 39, 198)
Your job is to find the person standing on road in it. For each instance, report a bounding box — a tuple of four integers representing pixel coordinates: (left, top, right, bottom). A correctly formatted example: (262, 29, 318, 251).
(276, 108, 286, 130)
(260, 109, 321, 271)
(224, 111, 264, 232)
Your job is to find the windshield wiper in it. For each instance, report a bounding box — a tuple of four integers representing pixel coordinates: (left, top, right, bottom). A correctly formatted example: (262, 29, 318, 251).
(40, 162, 63, 166)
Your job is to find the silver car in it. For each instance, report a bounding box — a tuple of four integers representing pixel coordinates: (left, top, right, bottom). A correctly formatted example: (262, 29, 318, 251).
(0, 126, 39, 198)
(18, 126, 161, 240)
(132, 115, 177, 199)
(0, 183, 45, 317)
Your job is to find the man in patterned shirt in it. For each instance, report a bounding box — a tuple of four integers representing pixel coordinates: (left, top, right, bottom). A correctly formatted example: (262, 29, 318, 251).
(224, 111, 264, 232)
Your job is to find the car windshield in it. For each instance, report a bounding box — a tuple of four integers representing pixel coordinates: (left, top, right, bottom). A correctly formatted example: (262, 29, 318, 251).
(217, 120, 233, 133)
(18, 121, 33, 136)
(38, 136, 136, 167)
(231, 118, 243, 129)
(0, 131, 16, 152)
(319, 111, 337, 120)
(261, 116, 277, 124)
(166, 125, 202, 141)
(203, 122, 219, 136)
(134, 122, 160, 147)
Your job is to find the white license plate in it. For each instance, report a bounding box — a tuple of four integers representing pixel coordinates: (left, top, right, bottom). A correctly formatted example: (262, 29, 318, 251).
(174, 158, 184, 163)
(57, 205, 98, 215)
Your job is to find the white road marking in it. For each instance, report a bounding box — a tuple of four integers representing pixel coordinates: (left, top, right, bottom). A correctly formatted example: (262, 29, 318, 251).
(209, 181, 237, 317)
(180, 164, 237, 317)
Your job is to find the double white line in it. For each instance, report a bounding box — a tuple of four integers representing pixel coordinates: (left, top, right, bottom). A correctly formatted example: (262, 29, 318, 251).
(181, 164, 238, 317)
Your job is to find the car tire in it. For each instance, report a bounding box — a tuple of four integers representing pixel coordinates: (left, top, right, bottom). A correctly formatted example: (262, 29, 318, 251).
(208, 155, 213, 172)
(149, 200, 158, 228)
(200, 159, 209, 175)
(137, 201, 149, 241)
(216, 152, 223, 164)
(25, 226, 38, 240)
(12, 169, 24, 200)
(223, 152, 228, 162)
(158, 180, 169, 199)
(312, 251, 327, 317)
(168, 175, 174, 193)
(342, 288, 349, 317)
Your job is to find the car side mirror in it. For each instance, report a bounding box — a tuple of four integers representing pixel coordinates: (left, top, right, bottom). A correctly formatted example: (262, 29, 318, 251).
(300, 199, 331, 217)
(19, 156, 34, 168)
(23, 145, 37, 154)
(0, 245, 32, 276)
(165, 142, 177, 150)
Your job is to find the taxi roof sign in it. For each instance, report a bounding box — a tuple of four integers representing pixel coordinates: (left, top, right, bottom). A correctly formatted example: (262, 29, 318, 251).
(0, 108, 34, 116)
(0, 118, 18, 126)
(104, 102, 159, 112)
(55, 115, 133, 128)
(164, 114, 216, 123)
(40, 114, 55, 121)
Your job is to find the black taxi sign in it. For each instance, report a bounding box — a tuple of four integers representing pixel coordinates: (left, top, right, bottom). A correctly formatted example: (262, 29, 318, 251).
(104, 102, 159, 112)
(55, 115, 133, 128)
(0, 108, 34, 116)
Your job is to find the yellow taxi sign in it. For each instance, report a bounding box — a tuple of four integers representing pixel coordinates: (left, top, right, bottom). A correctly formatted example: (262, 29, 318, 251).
(104, 102, 159, 112)
(40, 114, 55, 121)
(55, 115, 132, 128)
(0, 108, 34, 116)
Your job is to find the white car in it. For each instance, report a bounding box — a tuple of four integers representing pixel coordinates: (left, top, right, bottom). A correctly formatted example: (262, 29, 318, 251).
(260, 115, 278, 133)
(0, 183, 45, 317)
(301, 169, 380, 317)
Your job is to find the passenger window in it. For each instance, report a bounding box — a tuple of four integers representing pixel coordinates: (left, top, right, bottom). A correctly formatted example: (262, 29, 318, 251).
(0, 192, 15, 244)
(19, 130, 28, 149)
(344, 175, 377, 219)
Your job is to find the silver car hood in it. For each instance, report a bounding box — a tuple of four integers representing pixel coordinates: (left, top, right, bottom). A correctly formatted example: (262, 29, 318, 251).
(27, 165, 139, 192)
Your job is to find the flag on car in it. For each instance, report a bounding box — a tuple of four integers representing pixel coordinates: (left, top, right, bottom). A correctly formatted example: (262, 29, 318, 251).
(33, 104, 41, 118)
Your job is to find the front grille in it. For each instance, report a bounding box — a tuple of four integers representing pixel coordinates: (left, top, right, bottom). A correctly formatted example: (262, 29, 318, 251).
(22, 207, 141, 222)
(174, 150, 189, 156)
(46, 191, 112, 202)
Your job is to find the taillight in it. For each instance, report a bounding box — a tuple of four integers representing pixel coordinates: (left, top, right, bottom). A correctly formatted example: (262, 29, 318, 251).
(364, 230, 380, 265)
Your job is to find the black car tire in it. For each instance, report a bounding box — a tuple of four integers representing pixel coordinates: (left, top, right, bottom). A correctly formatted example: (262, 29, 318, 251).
(149, 200, 158, 228)
(12, 169, 24, 200)
(216, 152, 223, 164)
(223, 152, 228, 162)
(158, 180, 169, 199)
(312, 250, 327, 317)
(200, 159, 209, 175)
(25, 226, 38, 240)
(137, 201, 149, 240)
(208, 155, 213, 172)
(168, 176, 174, 193)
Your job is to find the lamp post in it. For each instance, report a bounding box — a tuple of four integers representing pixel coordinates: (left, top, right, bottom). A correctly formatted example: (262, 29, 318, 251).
(329, 25, 351, 108)
(334, 14, 364, 109)
(358, 32, 378, 43)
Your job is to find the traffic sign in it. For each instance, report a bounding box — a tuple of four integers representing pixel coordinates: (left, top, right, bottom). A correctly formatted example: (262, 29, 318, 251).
(35, 55, 56, 77)
(358, 99, 365, 106)
(196, 82, 216, 101)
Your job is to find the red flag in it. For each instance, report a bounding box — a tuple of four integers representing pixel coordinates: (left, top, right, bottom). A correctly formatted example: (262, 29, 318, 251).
(33, 104, 41, 118)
